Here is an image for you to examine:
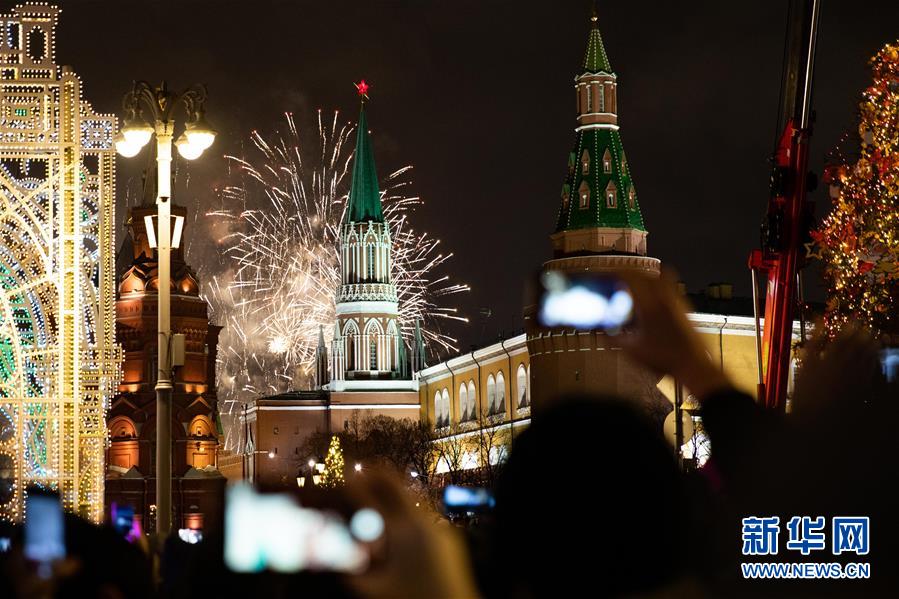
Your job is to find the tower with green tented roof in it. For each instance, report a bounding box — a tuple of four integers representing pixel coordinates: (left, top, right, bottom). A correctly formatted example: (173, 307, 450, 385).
(527, 8, 663, 414)
(552, 8, 649, 258)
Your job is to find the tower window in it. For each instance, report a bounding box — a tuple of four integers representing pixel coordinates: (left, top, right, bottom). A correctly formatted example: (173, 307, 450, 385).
(366, 245, 375, 280)
(369, 338, 378, 370)
(602, 149, 612, 174)
(580, 150, 590, 175)
(586, 85, 592, 112)
(628, 186, 636, 209)
(578, 180, 590, 209)
(561, 184, 570, 208)
(597, 85, 605, 112)
(606, 181, 617, 208)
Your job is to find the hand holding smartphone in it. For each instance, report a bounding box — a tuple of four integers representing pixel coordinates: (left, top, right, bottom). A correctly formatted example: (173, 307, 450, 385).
(537, 270, 634, 332)
(224, 483, 381, 574)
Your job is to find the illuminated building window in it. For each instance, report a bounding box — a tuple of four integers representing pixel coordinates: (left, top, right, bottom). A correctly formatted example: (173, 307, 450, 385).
(486, 375, 496, 414)
(580, 149, 590, 175)
(578, 180, 590, 209)
(603, 149, 612, 173)
(606, 181, 617, 208)
(517, 364, 529, 408)
(495, 371, 506, 414)
(459, 383, 469, 421)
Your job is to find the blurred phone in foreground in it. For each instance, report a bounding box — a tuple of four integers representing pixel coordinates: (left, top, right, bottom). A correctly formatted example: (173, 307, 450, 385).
(443, 485, 495, 516)
(537, 271, 634, 332)
(882, 348, 899, 383)
(24, 490, 65, 574)
(225, 484, 380, 574)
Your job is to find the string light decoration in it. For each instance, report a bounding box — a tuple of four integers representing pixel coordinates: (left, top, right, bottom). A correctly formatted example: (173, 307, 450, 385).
(812, 40, 899, 340)
(319, 435, 345, 488)
(0, 4, 121, 523)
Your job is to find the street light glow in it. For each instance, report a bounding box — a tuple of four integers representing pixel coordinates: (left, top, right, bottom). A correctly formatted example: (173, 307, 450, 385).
(120, 117, 153, 149)
(114, 133, 141, 157)
(175, 135, 204, 160)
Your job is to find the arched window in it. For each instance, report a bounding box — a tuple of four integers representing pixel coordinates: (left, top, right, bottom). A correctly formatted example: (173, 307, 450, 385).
(366, 245, 375, 280)
(434, 391, 444, 427)
(459, 383, 469, 421)
(517, 364, 528, 408)
(468, 380, 476, 418)
(344, 320, 360, 371)
(442, 389, 451, 425)
(495, 371, 506, 413)
(606, 181, 617, 208)
(597, 85, 605, 112)
(628, 185, 636, 209)
(580, 149, 590, 175)
(620, 154, 627, 173)
(109, 416, 138, 439)
(578, 180, 590, 209)
(486, 375, 496, 414)
(369, 337, 378, 370)
(526, 365, 531, 405)
(561, 184, 570, 209)
(602, 149, 612, 174)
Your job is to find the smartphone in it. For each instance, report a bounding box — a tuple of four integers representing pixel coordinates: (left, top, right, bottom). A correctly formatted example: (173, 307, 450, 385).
(537, 270, 634, 331)
(224, 483, 374, 574)
(24, 491, 65, 567)
(881, 348, 899, 383)
(110, 503, 134, 537)
(178, 528, 203, 544)
(443, 485, 495, 515)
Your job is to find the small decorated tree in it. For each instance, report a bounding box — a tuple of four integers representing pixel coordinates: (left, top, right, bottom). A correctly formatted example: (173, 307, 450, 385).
(320, 435, 345, 488)
(813, 40, 899, 340)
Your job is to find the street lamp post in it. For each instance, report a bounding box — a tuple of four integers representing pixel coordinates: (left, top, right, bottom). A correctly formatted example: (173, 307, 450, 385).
(115, 81, 215, 536)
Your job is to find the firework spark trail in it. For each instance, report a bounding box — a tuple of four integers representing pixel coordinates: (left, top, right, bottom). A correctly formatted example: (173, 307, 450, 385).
(204, 111, 468, 447)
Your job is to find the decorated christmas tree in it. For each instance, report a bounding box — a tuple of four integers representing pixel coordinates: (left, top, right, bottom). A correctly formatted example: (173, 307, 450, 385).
(813, 40, 899, 340)
(320, 435, 345, 488)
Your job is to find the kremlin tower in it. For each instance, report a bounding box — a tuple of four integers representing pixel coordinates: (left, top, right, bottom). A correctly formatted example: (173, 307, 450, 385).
(527, 10, 666, 416)
(329, 85, 411, 389)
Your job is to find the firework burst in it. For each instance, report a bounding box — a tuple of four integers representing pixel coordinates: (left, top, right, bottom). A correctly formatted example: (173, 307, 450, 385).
(206, 110, 468, 412)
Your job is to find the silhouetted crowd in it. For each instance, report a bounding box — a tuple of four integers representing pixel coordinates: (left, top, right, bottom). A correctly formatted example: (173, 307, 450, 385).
(1, 274, 895, 598)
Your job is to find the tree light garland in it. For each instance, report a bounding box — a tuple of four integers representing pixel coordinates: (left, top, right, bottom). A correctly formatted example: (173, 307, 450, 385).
(812, 40, 899, 341)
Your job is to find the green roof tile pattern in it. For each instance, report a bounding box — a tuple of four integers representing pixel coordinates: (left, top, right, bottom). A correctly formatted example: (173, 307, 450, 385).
(555, 127, 645, 232)
(347, 106, 385, 223)
(556, 16, 645, 234)
(583, 18, 612, 73)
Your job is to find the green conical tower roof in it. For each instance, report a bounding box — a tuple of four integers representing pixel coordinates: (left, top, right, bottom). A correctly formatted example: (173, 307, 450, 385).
(555, 12, 646, 236)
(583, 12, 612, 73)
(347, 105, 385, 223)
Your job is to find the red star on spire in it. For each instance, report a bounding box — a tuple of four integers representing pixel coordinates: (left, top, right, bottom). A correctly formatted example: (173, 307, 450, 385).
(355, 80, 370, 100)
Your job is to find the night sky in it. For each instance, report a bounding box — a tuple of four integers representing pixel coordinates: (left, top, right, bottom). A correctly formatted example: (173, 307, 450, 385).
(53, 0, 898, 355)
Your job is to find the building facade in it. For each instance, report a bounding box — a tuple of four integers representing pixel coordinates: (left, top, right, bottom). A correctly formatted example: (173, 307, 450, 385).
(105, 203, 225, 531)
